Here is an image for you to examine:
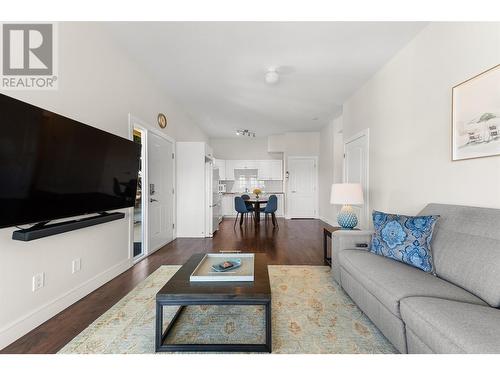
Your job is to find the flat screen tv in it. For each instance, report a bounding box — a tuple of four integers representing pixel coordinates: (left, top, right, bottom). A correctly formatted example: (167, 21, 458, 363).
(0, 94, 141, 229)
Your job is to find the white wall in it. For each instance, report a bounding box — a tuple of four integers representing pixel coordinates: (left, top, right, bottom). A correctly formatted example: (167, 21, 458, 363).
(211, 137, 282, 160)
(342, 22, 500, 217)
(0, 22, 207, 349)
(319, 121, 335, 224)
(284, 132, 321, 157)
(318, 116, 344, 225)
(333, 117, 344, 193)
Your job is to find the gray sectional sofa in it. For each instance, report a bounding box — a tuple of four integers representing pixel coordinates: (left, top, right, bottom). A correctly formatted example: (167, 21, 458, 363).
(332, 203, 500, 353)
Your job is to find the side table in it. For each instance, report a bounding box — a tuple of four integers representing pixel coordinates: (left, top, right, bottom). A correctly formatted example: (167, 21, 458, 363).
(323, 227, 359, 267)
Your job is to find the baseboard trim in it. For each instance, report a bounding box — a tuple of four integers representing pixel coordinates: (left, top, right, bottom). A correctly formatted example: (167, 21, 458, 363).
(0, 258, 132, 350)
(175, 233, 205, 238)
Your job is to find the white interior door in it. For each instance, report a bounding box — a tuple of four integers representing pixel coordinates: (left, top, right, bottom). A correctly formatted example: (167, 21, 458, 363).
(286, 157, 318, 218)
(148, 132, 174, 251)
(344, 130, 369, 228)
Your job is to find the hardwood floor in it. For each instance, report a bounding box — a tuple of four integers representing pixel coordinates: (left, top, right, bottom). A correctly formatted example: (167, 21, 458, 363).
(1, 218, 334, 354)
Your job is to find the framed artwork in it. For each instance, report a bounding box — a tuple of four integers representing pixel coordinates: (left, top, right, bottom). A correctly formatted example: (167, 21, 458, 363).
(452, 64, 500, 161)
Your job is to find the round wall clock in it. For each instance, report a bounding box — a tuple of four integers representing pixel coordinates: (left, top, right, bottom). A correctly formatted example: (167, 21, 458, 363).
(157, 113, 167, 129)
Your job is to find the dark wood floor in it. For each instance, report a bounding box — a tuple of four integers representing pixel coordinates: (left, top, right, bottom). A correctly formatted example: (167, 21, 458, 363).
(1, 218, 333, 354)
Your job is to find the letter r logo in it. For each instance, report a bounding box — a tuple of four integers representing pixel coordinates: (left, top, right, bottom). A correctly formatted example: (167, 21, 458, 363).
(3, 24, 53, 75)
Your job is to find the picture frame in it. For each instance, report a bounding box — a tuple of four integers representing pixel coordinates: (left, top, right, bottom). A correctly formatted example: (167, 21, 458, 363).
(452, 64, 500, 161)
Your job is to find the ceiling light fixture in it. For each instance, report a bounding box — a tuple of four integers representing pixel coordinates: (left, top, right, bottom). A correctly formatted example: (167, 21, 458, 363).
(265, 67, 279, 85)
(236, 129, 256, 138)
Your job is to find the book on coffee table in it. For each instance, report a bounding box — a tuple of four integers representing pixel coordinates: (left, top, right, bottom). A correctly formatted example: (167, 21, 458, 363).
(211, 259, 242, 272)
(189, 253, 254, 282)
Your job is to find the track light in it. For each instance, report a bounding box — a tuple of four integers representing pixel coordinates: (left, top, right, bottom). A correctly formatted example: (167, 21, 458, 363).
(236, 129, 256, 137)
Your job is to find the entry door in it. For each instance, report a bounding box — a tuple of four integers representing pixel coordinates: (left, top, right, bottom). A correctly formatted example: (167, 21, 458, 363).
(148, 132, 174, 251)
(287, 157, 318, 218)
(344, 130, 369, 228)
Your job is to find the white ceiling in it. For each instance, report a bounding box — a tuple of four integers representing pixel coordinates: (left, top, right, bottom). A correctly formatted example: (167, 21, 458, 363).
(104, 22, 426, 138)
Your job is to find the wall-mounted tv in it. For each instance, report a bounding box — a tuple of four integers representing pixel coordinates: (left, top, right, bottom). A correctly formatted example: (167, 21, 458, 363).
(0, 94, 141, 229)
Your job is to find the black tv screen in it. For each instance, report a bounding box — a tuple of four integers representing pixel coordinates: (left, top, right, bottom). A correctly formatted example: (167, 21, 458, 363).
(0, 94, 141, 228)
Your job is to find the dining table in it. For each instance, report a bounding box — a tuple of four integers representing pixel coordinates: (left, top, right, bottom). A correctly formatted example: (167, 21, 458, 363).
(245, 197, 268, 223)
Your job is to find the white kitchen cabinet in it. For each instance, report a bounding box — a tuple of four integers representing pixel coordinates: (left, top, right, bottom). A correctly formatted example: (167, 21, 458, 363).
(270, 160, 283, 180)
(257, 160, 272, 179)
(243, 160, 257, 169)
(257, 160, 282, 180)
(222, 195, 236, 216)
(276, 194, 285, 216)
(225, 160, 235, 180)
(220, 159, 283, 181)
(214, 159, 226, 180)
(232, 160, 257, 170)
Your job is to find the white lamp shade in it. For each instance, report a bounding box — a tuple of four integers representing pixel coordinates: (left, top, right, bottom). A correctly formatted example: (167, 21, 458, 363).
(330, 183, 364, 205)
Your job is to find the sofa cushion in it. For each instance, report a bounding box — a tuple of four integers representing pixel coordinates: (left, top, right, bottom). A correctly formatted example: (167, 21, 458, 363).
(400, 297, 500, 353)
(418, 204, 500, 307)
(338, 250, 486, 318)
(371, 210, 439, 273)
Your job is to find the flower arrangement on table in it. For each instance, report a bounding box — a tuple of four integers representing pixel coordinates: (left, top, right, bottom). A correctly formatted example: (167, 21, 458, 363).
(252, 188, 262, 199)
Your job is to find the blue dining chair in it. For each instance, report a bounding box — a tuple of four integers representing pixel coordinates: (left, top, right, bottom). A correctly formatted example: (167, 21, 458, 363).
(241, 194, 254, 211)
(260, 194, 279, 227)
(234, 196, 253, 227)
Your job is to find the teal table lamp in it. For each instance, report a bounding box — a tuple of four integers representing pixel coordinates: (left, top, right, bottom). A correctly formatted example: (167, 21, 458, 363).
(330, 183, 364, 229)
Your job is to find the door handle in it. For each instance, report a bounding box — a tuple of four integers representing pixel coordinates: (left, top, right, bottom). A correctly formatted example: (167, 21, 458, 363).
(291, 190, 297, 193)
(150, 198, 158, 203)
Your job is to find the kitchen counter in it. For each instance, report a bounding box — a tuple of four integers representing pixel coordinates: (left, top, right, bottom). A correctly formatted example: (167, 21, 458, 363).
(221, 192, 285, 195)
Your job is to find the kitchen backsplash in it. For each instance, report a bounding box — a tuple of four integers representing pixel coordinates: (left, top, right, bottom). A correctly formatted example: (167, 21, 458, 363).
(222, 179, 283, 193)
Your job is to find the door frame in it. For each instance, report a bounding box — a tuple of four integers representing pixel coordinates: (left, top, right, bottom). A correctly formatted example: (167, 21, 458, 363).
(285, 156, 319, 219)
(128, 114, 176, 263)
(343, 128, 370, 228)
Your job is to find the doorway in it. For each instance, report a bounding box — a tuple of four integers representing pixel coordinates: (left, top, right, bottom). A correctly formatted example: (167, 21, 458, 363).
(344, 129, 369, 228)
(129, 116, 175, 262)
(148, 131, 175, 251)
(286, 156, 318, 218)
(132, 128, 145, 259)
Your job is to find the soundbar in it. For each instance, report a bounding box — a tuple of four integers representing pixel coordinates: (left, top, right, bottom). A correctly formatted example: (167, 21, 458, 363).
(12, 212, 126, 241)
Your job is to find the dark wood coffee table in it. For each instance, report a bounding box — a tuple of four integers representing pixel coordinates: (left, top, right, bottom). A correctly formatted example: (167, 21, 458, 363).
(155, 253, 272, 353)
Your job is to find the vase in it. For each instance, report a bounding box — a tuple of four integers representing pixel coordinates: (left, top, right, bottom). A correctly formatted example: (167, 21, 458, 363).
(337, 205, 358, 229)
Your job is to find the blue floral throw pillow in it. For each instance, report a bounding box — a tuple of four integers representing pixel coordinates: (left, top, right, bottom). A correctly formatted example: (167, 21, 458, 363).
(370, 210, 439, 273)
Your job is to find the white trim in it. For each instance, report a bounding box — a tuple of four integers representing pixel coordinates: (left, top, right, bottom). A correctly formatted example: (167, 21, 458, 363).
(128, 116, 149, 263)
(128, 114, 177, 264)
(343, 128, 370, 229)
(286, 156, 319, 219)
(128, 114, 176, 145)
(0, 258, 131, 350)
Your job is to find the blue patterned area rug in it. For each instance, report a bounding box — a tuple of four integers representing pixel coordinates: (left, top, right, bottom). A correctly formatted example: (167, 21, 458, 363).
(58, 265, 396, 354)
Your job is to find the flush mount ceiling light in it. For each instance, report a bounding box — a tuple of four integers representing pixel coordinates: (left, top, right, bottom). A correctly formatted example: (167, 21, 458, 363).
(265, 67, 280, 85)
(236, 129, 256, 137)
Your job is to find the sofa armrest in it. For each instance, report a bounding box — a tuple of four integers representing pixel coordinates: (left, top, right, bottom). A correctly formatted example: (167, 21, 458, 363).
(331, 230, 374, 284)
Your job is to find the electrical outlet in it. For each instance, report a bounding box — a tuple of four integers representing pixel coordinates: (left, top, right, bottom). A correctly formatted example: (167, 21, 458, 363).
(32, 272, 45, 292)
(72, 258, 81, 274)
